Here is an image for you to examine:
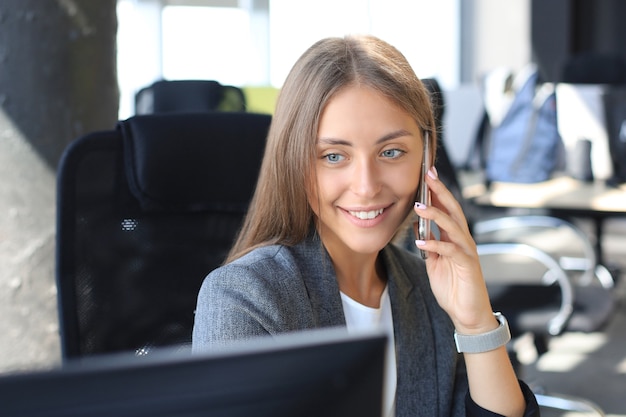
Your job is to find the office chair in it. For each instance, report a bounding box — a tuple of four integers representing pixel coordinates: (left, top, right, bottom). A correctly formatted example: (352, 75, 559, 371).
(422, 77, 614, 333)
(477, 244, 606, 417)
(135, 79, 247, 115)
(426, 77, 614, 284)
(55, 112, 271, 360)
(428, 76, 615, 326)
(419, 78, 613, 416)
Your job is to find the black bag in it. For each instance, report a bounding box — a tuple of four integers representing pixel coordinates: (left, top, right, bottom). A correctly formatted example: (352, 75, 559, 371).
(602, 87, 626, 184)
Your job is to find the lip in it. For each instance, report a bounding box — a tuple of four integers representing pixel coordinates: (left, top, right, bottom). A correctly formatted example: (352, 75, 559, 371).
(340, 204, 392, 228)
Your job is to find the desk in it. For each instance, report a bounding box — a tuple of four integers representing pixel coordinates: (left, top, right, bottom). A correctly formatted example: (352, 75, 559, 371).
(462, 174, 626, 265)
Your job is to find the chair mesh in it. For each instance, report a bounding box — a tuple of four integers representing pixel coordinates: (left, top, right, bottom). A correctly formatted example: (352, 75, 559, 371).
(56, 113, 270, 359)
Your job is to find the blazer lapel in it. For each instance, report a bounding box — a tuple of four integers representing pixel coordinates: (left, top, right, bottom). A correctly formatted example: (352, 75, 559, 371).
(291, 233, 346, 328)
(383, 246, 440, 417)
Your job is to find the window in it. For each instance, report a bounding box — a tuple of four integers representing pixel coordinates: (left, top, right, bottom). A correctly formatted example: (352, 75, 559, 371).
(161, 6, 253, 85)
(116, 0, 460, 118)
(268, 0, 460, 88)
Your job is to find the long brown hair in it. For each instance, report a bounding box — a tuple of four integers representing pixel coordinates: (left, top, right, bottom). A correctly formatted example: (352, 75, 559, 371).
(226, 35, 437, 263)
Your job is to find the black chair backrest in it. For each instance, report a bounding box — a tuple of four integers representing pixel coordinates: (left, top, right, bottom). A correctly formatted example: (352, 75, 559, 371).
(135, 80, 247, 114)
(422, 78, 461, 196)
(422, 78, 482, 225)
(56, 112, 271, 360)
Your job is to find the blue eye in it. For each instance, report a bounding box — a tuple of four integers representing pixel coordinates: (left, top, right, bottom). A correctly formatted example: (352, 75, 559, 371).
(381, 149, 403, 158)
(324, 153, 345, 163)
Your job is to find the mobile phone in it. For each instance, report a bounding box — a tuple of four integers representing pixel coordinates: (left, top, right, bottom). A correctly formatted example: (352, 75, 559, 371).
(417, 131, 431, 259)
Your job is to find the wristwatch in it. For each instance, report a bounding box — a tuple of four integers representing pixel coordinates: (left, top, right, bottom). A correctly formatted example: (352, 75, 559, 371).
(454, 312, 511, 354)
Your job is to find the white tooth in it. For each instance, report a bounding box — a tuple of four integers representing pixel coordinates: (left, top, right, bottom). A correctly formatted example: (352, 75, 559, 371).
(350, 209, 383, 219)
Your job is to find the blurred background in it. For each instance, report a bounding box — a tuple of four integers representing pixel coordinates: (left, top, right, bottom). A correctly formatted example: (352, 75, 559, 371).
(1, 0, 625, 415)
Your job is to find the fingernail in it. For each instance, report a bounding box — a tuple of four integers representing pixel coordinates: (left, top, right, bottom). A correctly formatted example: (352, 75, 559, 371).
(428, 166, 438, 180)
(414, 202, 427, 210)
(415, 239, 426, 247)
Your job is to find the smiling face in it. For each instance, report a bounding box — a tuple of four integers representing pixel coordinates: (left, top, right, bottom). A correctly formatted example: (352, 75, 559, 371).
(308, 84, 424, 257)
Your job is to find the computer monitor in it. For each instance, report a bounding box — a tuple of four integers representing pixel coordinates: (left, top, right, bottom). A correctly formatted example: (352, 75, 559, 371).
(0, 328, 386, 417)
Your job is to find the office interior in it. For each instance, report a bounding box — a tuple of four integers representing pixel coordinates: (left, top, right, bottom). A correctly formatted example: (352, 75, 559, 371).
(1, 0, 625, 415)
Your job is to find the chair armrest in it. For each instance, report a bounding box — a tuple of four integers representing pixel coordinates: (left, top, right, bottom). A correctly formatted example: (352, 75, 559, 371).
(474, 215, 597, 283)
(477, 242, 574, 336)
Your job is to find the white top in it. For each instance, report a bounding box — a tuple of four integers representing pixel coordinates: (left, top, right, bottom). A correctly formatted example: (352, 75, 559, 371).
(340, 286, 396, 417)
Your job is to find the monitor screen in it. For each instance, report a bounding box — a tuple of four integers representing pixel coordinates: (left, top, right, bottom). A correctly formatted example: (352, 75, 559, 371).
(0, 328, 386, 417)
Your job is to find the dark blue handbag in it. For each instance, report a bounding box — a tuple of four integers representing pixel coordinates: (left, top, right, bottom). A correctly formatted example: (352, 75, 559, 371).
(486, 70, 565, 183)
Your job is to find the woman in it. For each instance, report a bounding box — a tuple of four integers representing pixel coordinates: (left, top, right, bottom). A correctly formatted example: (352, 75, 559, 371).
(193, 35, 539, 417)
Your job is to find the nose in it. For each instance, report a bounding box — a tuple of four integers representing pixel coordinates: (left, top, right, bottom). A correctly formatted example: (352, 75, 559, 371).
(350, 157, 381, 198)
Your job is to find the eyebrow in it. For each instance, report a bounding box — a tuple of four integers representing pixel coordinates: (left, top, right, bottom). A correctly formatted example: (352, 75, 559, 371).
(317, 129, 414, 146)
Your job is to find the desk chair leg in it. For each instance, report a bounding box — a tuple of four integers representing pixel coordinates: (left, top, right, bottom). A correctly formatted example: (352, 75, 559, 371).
(593, 218, 604, 267)
(559, 258, 616, 289)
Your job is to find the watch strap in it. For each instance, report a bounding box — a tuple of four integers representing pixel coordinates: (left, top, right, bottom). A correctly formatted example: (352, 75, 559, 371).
(454, 312, 511, 353)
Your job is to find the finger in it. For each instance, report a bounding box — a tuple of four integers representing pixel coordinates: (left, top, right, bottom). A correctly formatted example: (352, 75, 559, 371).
(415, 238, 475, 264)
(414, 201, 475, 255)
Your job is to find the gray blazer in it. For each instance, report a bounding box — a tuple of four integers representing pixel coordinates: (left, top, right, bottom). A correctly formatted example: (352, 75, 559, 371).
(193, 233, 469, 416)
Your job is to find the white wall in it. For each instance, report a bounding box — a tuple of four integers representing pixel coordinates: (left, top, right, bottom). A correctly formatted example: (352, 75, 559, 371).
(444, 0, 531, 166)
(470, 0, 531, 83)
(268, 0, 460, 89)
